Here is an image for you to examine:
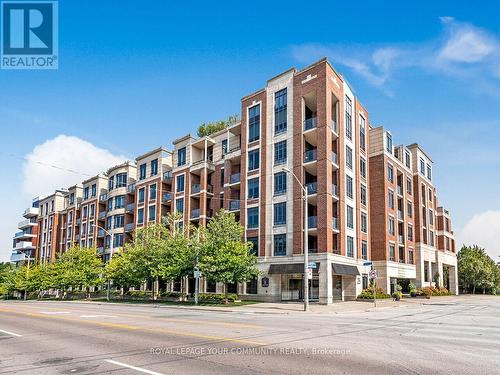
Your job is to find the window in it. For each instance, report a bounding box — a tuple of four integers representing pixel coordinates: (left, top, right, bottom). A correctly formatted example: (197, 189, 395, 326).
(347, 205, 354, 229)
(430, 231, 435, 247)
(445, 218, 450, 232)
(149, 184, 157, 200)
(274, 172, 287, 195)
(220, 169, 225, 187)
(246, 278, 258, 294)
(399, 247, 405, 263)
(428, 188, 433, 202)
(177, 147, 186, 166)
(426, 164, 432, 180)
(274, 88, 287, 134)
(89, 221, 94, 235)
(360, 115, 366, 151)
(345, 96, 352, 140)
(91, 184, 96, 197)
(83, 206, 88, 218)
(137, 208, 144, 224)
(247, 207, 259, 229)
(116, 173, 127, 188)
(138, 188, 145, 203)
(389, 217, 395, 235)
(360, 157, 366, 178)
(408, 224, 413, 241)
(175, 198, 184, 213)
(346, 176, 353, 199)
(139, 163, 146, 180)
(387, 163, 394, 183)
(420, 158, 425, 175)
(106, 217, 112, 230)
(81, 223, 87, 236)
(274, 234, 286, 256)
(248, 237, 258, 256)
(113, 233, 124, 248)
(151, 159, 158, 176)
(361, 212, 368, 233)
(148, 205, 156, 222)
(405, 151, 411, 168)
(386, 133, 393, 153)
(69, 193, 75, 205)
(90, 204, 95, 218)
(222, 139, 228, 155)
(407, 201, 413, 217)
(84, 186, 89, 200)
(176, 174, 185, 193)
(429, 209, 434, 225)
(115, 195, 125, 209)
(360, 184, 367, 206)
(248, 104, 260, 142)
(346, 146, 353, 170)
(409, 249, 414, 264)
(389, 244, 395, 261)
(361, 240, 368, 260)
(248, 149, 260, 170)
(406, 176, 412, 194)
(347, 236, 354, 257)
(274, 140, 287, 165)
(114, 215, 124, 228)
(248, 178, 259, 199)
(107, 197, 113, 211)
(388, 190, 394, 209)
(274, 202, 286, 225)
(68, 211, 73, 224)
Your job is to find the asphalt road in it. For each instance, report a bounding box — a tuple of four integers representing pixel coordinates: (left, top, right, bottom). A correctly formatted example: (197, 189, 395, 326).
(0, 296, 499, 374)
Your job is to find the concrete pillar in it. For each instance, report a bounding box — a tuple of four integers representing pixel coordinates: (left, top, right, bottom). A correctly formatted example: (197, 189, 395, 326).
(319, 260, 332, 305)
(449, 266, 459, 295)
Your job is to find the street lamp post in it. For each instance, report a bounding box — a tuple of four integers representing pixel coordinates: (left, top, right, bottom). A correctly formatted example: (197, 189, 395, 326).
(91, 224, 113, 301)
(283, 167, 309, 312)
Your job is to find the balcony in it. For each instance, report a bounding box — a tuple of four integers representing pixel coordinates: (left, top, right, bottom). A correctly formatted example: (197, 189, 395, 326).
(304, 149, 317, 163)
(306, 182, 317, 195)
(398, 210, 404, 221)
(76, 218, 81, 225)
(163, 171, 173, 181)
(125, 223, 135, 232)
(229, 200, 240, 212)
(190, 159, 215, 173)
(23, 207, 39, 218)
(308, 216, 318, 229)
(331, 152, 339, 167)
(97, 229, 105, 238)
(331, 120, 338, 135)
(398, 235, 405, 243)
(332, 217, 339, 232)
(126, 203, 135, 213)
(97, 247, 104, 255)
(127, 183, 135, 194)
(162, 192, 172, 202)
(191, 208, 201, 219)
(75, 234, 80, 241)
(332, 184, 339, 199)
(13, 231, 35, 241)
(18, 219, 36, 229)
(12, 241, 34, 251)
(99, 193, 107, 202)
(191, 184, 201, 194)
(10, 252, 28, 263)
(98, 211, 106, 220)
(304, 117, 317, 131)
(397, 185, 403, 196)
(230, 173, 241, 185)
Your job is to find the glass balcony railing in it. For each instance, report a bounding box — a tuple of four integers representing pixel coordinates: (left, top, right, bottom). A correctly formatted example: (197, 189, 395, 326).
(162, 192, 172, 202)
(191, 209, 201, 219)
(332, 152, 338, 165)
(126, 203, 135, 212)
(332, 217, 339, 230)
(304, 149, 317, 163)
(163, 171, 173, 180)
(308, 216, 318, 229)
(332, 184, 339, 197)
(304, 117, 317, 131)
(398, 210, 404, 220)
(306, 182, 317, 195)
(191, 184, 201, 194)
(331, 119, 338, 134)
(229, 200, 240, 211)
(230, 173, 241, 184)
(99, 211, 106, 220)
(125, 223, 135, 232)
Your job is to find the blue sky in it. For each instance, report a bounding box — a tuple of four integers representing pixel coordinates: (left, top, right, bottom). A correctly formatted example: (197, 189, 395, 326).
(1, 0, 500, 261)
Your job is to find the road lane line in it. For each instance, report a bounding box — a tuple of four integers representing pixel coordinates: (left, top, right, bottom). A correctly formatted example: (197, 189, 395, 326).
(0, 328, 22, 337)
(80, 315, 117, 318)
(104, 359, 164, 375)
(40, 311, 71, 314)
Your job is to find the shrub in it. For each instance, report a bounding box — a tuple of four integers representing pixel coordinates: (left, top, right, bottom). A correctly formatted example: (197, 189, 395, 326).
(197, 293, 239, 303)
(415, 286, 451, 297)
(124, 290, 153, 298)
(357, 287, 391, 299)
(392, 291, 403, 301)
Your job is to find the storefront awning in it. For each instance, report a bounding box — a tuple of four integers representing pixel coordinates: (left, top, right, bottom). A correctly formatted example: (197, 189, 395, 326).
(332, 263, 360, 276)
(268, 263, 320, 274)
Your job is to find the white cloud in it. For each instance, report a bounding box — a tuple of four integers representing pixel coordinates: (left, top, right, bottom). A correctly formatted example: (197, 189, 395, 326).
(291, 18, 500, 93)
(23, 135, 128, 198)
(457, 211, 500, 261)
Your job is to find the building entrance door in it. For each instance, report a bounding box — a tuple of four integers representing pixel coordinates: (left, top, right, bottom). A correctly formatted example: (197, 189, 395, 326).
(333, 275, 342, 301)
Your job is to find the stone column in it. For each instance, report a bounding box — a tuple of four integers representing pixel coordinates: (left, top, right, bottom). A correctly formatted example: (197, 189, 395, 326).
(319, 260, 332, 305)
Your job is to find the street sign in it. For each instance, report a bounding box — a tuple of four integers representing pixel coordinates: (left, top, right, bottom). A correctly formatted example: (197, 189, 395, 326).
(363, 261, 373, 266)
(194, 270, 202, 278)
(308, 262, 317, 269)
(307, 269, 313, 280)
(369, 270, 377, 279)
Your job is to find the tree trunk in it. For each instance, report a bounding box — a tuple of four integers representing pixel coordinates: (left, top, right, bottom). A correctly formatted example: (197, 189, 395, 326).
(473, 285, 476, 294)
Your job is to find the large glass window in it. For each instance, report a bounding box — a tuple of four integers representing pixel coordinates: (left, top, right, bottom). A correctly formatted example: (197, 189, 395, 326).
(248, 237, 258, 256)
(114, 215, 124, 228)
(386, 132, 393, 153)
(248, 178, 259, 199)
(248, 104, 260, 142)
(138, 187, 145, 203)
(274, 140, 287, 165)
(346, 176, 353, 199)
(84, 186, 89, 199)
(388, 189, 394, 209)
(361, 240, 368, 260)
(388, 163, 394, 183)
(91, 184, 96, 197)
(151, 159, 158, 176)
(273, 202, 286, 225)
(148, 205, 156, 222)
(115, 195, 125, 209)
(247, 207, 259, 229)
(361, 212, 368, 233)
(274, 234, 286, 256)
(346, 146, 353, 170)
(360, 157, 366, 178)
(274, 89, 287, 134)
(389, 217, 395, 235)
(116, 173, 127, 188)
(137, 208, 144, 224)
(389, 244, 395, 261)
(347, 205, 354, 229)
(360, 115, 366, 151)
(345, 96, 352, 140)
(176, 174, 185, 193)
(347, 236, 354, 257)
(274, 172, 287, 195)
(248, 149, 260, 170)
(361, 184, 367, 206)
(175, 198, 184, 213)
(139, 163, 147, 180)
(177, 147, 186, 166)
(149, 183, 157, 200)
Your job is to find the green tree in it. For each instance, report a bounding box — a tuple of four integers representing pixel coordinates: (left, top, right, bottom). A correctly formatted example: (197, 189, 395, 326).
(458, 245, 498, 294)
(197, 114, 240, 138)
(199, 210, 260, 294)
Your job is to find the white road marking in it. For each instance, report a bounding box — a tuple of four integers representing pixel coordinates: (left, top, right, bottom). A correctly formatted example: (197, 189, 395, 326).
(80, 315, 117, 318)
(40, 311, 71, 315)
(104, 359, 165, 375)
(0, 328, 22, 337)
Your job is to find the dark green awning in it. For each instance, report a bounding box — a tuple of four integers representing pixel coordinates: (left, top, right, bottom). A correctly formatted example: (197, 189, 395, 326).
(332, 263, 360, 276)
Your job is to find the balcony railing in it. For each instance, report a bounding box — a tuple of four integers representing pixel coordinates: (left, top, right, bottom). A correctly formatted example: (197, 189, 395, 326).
(397, 185, 403, 196)
(18, 219, 36, 229)
(230, 173, 241, 184)
(127, 183, 135, 194)
(304, 149, 317, 163)
(163, 171, 173, 180)
(99, 211, 106, 220)
(125, 223, 135, 232)
(23, 207, 39, 218)
(332, 217, 339, 231)
(332, 184, 339, 197)
(332, 152, 338, 166)
(304, 117, 317, 131)
(126, 203, 135, 213)
(331, 119, 338, 134)
(191, 209, 201, 219)
(398, 210, 404, 220)
(306, 182, 317, 195)
(162, 192, 172, 202)
(399, 235, 404, 243)
(308, 216, 318, 229)
(191, 184, 201, 194)
(97, 247, 104, 255)
(76, 218, 81, 225)
(99, 193, 107, 202)
(229, 200, 240, 211)
(97, 229, 105, 238)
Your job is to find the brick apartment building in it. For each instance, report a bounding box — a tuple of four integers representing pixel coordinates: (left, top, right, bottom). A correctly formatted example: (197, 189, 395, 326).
(10, 58, 458, 302)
